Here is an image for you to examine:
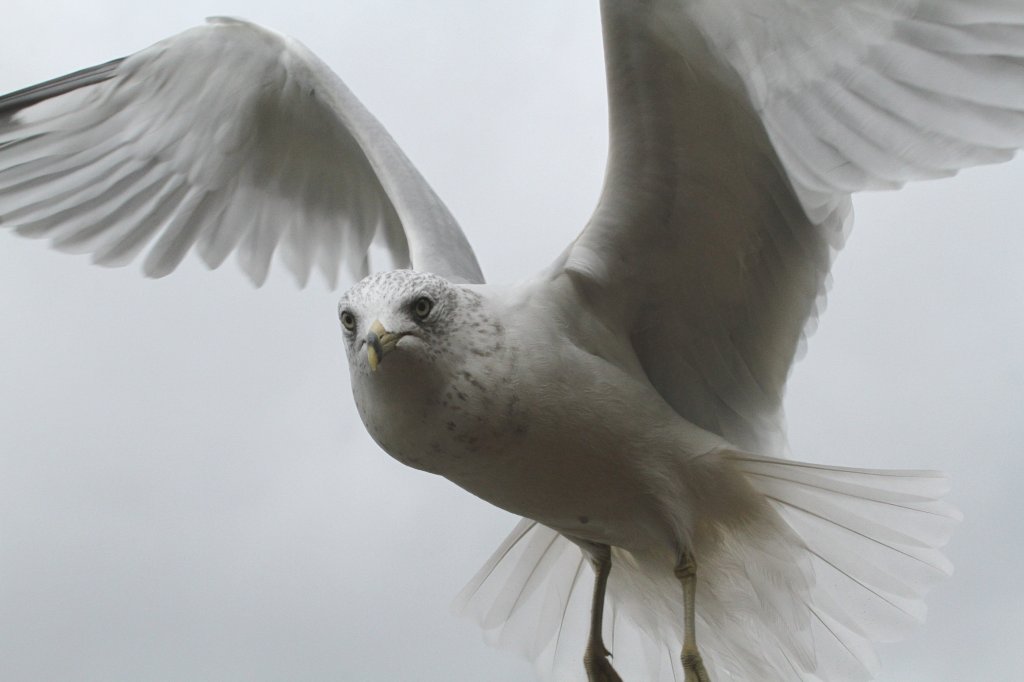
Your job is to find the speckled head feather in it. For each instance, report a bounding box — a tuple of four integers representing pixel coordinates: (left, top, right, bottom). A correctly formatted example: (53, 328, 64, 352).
(339, 270, 456, 320)
(337, 269, 500, 374)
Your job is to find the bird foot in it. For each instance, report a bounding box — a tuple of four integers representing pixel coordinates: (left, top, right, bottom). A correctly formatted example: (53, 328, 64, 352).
(584, 647, 624, 682)
(682, 650, 711, 682)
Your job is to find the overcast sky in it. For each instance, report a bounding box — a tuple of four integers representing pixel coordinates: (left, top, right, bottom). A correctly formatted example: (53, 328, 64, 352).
(1, 2, 1022, 681)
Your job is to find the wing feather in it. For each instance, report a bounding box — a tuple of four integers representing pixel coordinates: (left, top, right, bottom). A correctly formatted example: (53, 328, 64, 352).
(0, 17, 483, 287)
(561, 0, 1024, 453)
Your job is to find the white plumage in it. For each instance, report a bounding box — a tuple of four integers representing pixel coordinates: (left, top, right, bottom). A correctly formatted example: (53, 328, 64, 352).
(2, 2, 1021, 680)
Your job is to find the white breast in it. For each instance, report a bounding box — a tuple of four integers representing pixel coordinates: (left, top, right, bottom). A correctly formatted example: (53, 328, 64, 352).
(350, 293, 726, 554)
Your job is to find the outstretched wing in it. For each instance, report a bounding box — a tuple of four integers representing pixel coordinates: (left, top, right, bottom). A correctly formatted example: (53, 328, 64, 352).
(561, 0, 1024, 452)
(0, 17, 484, 287)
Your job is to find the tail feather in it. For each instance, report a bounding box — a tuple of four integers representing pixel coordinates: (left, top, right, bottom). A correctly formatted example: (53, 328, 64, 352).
(729, 453, 959, 643)
(455, 520, 593, 673)
(455, 452, 959, 681)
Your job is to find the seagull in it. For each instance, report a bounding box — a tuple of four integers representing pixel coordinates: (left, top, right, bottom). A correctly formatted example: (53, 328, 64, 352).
(1, 2, 1020, 680)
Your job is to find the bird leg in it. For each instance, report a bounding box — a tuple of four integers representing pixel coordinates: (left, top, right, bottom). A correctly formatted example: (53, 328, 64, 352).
(583, 543, 623, 682)
(675, 549, 711, 682)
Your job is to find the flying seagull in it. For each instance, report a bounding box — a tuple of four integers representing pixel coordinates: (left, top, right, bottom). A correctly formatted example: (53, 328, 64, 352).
(2, 2, 1021, 680)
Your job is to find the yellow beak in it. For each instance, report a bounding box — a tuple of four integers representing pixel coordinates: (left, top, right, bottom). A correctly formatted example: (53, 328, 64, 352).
(365, 319, 402, 371)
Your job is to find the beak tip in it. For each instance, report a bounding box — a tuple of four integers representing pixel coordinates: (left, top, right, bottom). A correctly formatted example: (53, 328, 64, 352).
(365, 319, 389, 372)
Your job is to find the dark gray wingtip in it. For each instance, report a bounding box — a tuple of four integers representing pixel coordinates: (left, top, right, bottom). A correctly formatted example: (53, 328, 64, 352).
(0, 57, 125, 117)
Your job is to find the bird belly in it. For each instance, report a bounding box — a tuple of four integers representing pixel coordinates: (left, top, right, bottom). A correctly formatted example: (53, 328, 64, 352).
(352, 321, 729, 554)
(436, 352, 723, 553)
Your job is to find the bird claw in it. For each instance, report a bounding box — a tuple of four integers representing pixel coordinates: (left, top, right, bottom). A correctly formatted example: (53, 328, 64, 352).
(584, 652, 624, 682)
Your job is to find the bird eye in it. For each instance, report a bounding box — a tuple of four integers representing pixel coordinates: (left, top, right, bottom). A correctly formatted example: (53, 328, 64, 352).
(340, 310, 356, 331)
(413, 296, 433, 320)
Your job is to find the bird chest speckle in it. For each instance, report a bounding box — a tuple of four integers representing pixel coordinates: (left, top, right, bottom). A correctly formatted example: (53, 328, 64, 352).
(351, 338, 528, 477)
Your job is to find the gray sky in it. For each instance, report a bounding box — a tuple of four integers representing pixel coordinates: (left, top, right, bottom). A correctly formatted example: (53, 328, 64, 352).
(1, 2, 1022, 681)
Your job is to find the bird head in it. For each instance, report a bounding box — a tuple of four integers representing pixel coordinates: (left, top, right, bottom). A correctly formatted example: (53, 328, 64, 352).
(337, 269, 464, 376)
(337, 270, 505, 469)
